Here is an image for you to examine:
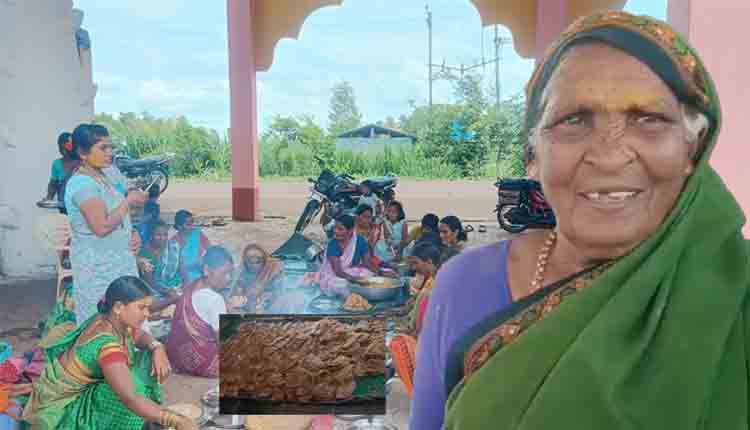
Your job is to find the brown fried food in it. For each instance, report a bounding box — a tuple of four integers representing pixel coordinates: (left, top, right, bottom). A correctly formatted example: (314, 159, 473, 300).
(343, 293, 372, 311)
(221, 318, 386, 403)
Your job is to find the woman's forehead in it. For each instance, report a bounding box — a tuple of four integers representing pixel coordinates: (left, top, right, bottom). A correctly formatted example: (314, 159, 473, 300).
(129, 296, 152, 306)
(543, 44, 679, 112)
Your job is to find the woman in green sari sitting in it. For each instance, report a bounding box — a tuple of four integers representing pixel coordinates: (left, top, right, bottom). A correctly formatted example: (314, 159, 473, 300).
(23, 276, 196, 429)
(413, 11, 750, 430)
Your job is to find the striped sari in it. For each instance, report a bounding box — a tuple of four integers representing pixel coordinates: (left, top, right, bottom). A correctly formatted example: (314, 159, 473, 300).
(23, 316, 160, 429)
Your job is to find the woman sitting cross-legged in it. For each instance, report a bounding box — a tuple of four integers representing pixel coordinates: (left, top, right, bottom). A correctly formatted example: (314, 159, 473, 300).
(318, 214, 381, 298)
(374, 200, 409, 263)
(438, 215, 470, 255)
(138, 221, 182, 311)
(406, 242, 442, 338)
(172, 209, 211, 287)
(353, 204, 381, 251)
(23, 276, 195, 430)
(230, 244, 288, 313)
(166, 246, 234, 378)
(388, 242, 443, 399)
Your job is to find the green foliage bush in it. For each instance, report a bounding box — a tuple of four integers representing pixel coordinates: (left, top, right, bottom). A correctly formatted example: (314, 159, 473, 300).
(94, 74, 528, 181)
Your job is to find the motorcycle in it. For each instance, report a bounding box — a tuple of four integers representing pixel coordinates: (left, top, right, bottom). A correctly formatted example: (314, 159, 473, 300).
(294, 156, 398, 236)
(114, 152, 173, 196)
(495, 178, 556, 233)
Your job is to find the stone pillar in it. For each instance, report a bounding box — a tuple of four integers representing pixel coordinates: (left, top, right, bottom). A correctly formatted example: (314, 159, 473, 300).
(0, 0, 95, 277)
(227, 0, 260, 221)
(668, 0, 750, 236)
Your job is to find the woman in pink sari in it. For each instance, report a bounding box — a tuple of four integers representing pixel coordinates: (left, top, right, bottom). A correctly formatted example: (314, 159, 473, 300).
(166, 246, 234, 378)
(318, 215, 380, 298)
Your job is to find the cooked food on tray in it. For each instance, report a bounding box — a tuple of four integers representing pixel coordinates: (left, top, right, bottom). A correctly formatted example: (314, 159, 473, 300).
(343, 293, 373, 311)
(220, 318, 385, 403)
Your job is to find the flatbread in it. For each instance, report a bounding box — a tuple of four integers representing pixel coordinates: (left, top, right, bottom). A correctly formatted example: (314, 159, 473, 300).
(343, 293, 372, 311)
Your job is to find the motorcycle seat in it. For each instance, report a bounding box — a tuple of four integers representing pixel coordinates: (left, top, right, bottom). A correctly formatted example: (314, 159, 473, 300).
(496, 178, 541, 192)
(364, 177, 397, 189)
(117, 155, 164, 168)
(530, 190, 550, 209)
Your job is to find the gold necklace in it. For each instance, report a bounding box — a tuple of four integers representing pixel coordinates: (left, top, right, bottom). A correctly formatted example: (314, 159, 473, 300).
(529, 230, 558, 292)
(80, 164, 118, 196)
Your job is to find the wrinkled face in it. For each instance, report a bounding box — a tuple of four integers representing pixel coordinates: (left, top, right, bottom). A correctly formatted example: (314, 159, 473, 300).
(151, 226, 169, 248)
(114, 296, 152, 330)
(439, 222, 457, 246)
(244, 249, 265, 272)
(357, 210, 373, 228)
(529, 43, 696, 260)
(81, 137, 114, 168)
(386, 205, 400, 223)
(334, 222, 353, 242)
(204, 262, 234, 290)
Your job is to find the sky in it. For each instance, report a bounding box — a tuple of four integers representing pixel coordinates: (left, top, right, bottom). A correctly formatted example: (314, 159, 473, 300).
(72, 0, 666, 134)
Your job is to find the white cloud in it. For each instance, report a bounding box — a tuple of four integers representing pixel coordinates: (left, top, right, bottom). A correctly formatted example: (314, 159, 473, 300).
(138, 79, 227, 108)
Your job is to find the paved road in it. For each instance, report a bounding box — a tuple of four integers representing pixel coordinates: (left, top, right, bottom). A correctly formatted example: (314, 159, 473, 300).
(160, 179, 500, 222)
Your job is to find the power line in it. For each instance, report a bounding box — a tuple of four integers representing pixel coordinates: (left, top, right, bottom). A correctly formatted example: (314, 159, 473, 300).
(426, 3, 510, 109)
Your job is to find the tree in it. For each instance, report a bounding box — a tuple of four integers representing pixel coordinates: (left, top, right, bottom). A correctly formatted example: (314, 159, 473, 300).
(327, 81, 362, 136)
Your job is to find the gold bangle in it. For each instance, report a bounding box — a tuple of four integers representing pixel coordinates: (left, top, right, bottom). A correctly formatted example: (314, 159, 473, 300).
(159, 410, 180, 427)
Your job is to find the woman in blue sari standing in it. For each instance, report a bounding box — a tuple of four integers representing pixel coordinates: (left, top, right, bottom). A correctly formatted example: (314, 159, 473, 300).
(65, 124, 147, 324)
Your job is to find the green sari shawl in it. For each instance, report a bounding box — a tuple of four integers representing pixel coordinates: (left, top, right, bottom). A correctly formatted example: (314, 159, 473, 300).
(24, 315, 160, 430)
(446, 12, 750, 430)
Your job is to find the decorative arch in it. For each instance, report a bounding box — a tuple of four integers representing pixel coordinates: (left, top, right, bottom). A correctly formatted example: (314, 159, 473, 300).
(253, 0, 628, 71)
(254, 0, 343, 71)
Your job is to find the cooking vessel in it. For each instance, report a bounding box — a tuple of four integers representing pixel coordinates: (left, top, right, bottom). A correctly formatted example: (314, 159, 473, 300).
(348, 277, 403, 302)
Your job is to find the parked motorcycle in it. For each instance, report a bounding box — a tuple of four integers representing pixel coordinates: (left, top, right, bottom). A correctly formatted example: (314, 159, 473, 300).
(114, 152, 173, 196)
(294, 156, 398, 235)
(495, 178, 556, 233)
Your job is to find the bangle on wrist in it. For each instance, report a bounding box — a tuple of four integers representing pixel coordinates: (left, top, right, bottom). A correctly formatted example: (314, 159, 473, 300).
(159, 410, 182, 427)
(148, 340, 163, 351)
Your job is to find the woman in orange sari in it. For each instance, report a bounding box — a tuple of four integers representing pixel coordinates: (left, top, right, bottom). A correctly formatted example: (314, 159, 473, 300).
(389, 242, 442, 398)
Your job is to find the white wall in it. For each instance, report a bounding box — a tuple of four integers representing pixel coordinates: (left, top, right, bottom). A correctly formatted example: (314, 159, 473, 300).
(0, 0, 95, 277)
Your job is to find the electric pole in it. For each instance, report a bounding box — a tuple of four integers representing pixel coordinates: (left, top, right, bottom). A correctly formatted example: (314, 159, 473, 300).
(426, 3, 433, 110)
(494, 25, 501, 111)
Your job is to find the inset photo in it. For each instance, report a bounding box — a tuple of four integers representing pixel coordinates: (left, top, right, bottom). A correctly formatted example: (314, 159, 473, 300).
(219, 314, 386, 416)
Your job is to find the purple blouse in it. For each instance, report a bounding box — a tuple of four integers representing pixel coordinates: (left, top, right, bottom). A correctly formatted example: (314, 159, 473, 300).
(410, 241, 513, 430)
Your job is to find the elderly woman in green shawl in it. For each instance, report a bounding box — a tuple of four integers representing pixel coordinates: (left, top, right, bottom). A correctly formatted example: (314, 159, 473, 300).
(412, 11, 750, 430)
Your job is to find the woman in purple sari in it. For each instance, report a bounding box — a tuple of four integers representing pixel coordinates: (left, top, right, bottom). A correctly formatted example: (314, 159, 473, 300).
(318, 215, 380, 298)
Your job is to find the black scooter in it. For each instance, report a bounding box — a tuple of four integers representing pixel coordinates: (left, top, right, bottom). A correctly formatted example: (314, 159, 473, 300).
(495, 178, 556, 233)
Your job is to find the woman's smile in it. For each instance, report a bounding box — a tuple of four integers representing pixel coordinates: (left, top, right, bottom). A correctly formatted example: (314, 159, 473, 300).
(576, 186, 645, 211)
